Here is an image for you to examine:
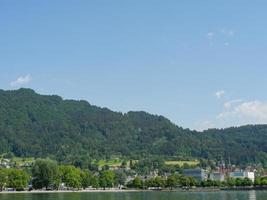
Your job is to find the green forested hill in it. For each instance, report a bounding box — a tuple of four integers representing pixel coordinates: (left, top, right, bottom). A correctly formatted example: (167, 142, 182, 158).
(0, 88, 266, 166)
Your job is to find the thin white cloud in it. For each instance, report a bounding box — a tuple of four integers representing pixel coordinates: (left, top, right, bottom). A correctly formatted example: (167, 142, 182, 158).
(224, 99, 243, 109)
(10, 75, 31, 87)
(215, 90, 225, 99)
(217, 100, 267, 124)
(194, 98, 267, 130)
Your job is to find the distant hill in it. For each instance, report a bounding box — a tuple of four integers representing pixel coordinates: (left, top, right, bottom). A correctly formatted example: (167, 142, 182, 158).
(0, 88, 266, 166)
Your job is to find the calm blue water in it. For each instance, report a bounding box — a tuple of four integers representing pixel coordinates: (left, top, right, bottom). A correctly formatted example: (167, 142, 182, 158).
(0, 190, 265, 200)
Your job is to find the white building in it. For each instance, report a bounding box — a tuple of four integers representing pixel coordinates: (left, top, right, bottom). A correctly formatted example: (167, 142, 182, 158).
(210, 172, 225, 181)
(229, 171, 255, 182)
(246, 172, 255, 182)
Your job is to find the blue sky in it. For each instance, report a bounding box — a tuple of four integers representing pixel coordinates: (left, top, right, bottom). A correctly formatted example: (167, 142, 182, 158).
(1, 0, 267, 130)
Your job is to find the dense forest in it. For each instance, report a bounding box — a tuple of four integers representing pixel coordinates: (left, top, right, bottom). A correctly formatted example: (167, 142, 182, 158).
(0, 88, 266, 166)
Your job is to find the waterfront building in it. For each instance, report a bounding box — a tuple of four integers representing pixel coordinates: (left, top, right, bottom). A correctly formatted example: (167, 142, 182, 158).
(210, 172, 225, 181)
(183, 168, 207, 181)
(229, 171, 255, 182)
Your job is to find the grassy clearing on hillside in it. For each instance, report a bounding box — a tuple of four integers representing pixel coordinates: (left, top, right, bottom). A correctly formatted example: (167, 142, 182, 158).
(165, 160, 199, 166)
(97, 159, 122, 167)
(0, 155, 35, 163)
(11, 157, 35, 163)
(96, 159, 199, 167)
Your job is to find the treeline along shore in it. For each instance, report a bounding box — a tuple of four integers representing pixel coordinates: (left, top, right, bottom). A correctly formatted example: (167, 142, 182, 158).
(0, 158, 267, 192)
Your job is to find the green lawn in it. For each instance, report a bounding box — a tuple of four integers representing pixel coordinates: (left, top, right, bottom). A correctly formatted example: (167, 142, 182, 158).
(97, 159, 199, 167)
(11, 157, 35, 162)
(97, 159, 122, 167)
(164, 160, 199, 166)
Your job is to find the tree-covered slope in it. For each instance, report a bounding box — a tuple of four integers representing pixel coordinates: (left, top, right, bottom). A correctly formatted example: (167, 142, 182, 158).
(0, 88, 266, 165)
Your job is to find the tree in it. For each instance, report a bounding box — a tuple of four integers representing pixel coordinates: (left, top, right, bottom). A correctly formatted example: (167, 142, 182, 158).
(153, 176, 165, 187)
(80, 169, 92, 189)
(188, 177, 196, 186)
(261, 177, 267, 186)
(99, 170, 115, 189)
(59, 165, 82, 189)
(32, 159, 59, 190)
(226, 177, 236, 187)
(91, 175, 99, 188)
(178, 175, 197, 187)
(166, 174, 179, 189)
(235, 178, 243, 186)
(132, 177, 143, 189)
(0, 169, 8, 191)
(254, 177, 261, 186)
(7, 169, 29, 191)
(115, 170, 127, 186)
(242, 178, 253, 186)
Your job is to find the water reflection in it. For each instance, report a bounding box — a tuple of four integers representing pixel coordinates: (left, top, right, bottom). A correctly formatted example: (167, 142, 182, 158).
(0, 191, 265, 200)
(249, 190, 256, 200)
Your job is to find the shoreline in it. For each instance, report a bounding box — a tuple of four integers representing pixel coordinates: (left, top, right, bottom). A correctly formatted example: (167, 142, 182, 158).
(0, 189, 143, 194)
(0, 187, 267, 194)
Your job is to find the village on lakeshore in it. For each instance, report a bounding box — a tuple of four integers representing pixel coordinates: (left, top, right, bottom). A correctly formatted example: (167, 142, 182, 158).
(0, 154, 267, 192)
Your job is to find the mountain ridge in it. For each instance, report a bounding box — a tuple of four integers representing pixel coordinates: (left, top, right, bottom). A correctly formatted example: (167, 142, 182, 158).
(0, 88, 266, 166)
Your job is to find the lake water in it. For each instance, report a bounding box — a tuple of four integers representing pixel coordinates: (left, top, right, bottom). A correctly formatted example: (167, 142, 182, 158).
(0, 190, 265, 200)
